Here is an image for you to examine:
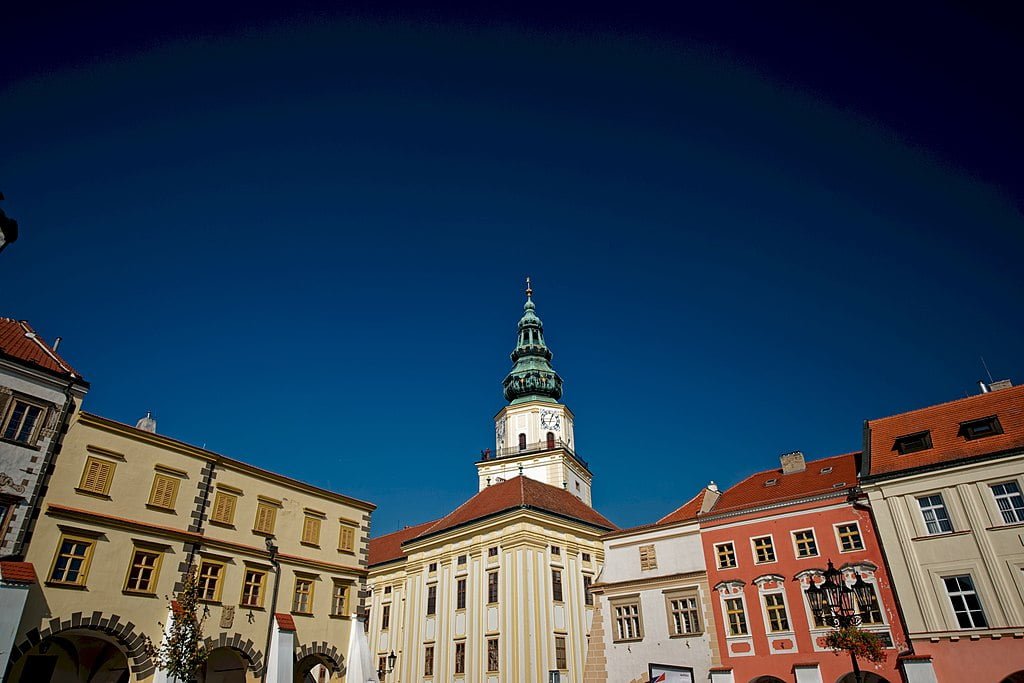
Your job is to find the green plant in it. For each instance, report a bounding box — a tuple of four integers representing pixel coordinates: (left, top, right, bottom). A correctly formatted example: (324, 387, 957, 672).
(144, 567, 209, 682)
(824, 625, 887, 665)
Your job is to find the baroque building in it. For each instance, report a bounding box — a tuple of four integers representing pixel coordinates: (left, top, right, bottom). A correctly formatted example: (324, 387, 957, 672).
(367, 285, 617, 682)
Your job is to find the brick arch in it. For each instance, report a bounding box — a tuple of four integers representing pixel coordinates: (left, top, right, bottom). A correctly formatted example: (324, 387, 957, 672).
(9, 611, 155, 678)
(204, 632, 265, 676)
(295, 641, 346, 677)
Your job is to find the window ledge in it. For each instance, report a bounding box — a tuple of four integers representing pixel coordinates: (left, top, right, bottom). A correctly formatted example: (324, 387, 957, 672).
(300, 541, 321, 549)
(74, 488, 111, 500)
(910, 530, 971, 541)
(0, 437, 41, 450)
(669, 632, 705, 639)
(252, 529, 275, 538)
(45, 581, 87, 590)
(208, 519, 235, 529)
(329, 614, 351, 620)
(291, 611, 314, 617)
(241, 605, 266, 611)
(838, 548, 866, 553)
(612, 638, 644, 644)
(986, 521, 1024, 532)
(122, 590, 158, 598)
(145, 504, 176, 514)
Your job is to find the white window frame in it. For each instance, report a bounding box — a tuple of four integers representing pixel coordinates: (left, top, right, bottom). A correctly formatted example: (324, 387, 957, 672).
(750, 534, 777, 564)
(917, 493, 954, 535)
(989, 480, 1024, 525)
(759, 589, 793, 634)
(791, 528, 819, 559)
(714, 540, 738, 569)
(942, 574, 988, 629)
(1, 396, 48, 445)
(833, 520, 865, 553)
(720, 593, 750, 637)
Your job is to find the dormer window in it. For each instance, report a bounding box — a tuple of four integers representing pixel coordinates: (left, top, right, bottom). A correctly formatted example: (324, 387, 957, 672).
(894, 430, 932, 455)
(763, 478, 778, 487)
(819, 467, 833, 474)
(959, 415, 1003, 441)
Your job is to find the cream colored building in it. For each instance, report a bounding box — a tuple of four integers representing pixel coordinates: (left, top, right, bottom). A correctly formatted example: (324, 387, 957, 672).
(367, 286, 618, 682)
(860, 381, 1024, 683)
(7, 410, 375, 683)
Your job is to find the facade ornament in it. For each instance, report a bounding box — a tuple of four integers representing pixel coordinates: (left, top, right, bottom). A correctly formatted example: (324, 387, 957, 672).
(0, 472, 27, 494)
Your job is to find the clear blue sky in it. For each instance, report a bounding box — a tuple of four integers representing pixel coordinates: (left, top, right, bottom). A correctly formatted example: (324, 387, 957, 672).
(2, 4, 1022, 534)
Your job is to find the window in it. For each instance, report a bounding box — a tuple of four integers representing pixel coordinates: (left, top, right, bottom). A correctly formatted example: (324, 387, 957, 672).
(764, 593, 790, 632)
(488, 546, 498, 557)
(855, 582, 883, 624)
(488, 571, 499, 603)
(427, 585, 437, 615)
(253, 501, 277, 534)
(428, 562, 437, 572)
(78, 457, 115, 496)
(381, 604, 391, 630)
(210, 490, 238, 525)
(894, 430, 932, 455)
(667, 594, 700, 635)
(301, 515, 322, 545)
(836, 523, 864, 551)
(456, 578, 466, 609)
(124, 548, 161, 594)
(338, 521, 357, 552)
(293, 577, 314, 614)
(424, 645, 434, 676)
(384, 585, 392, 594)
(582, 552, 591, 562)
(725, 597, 748, 636)
(518, 433, 526, 451)
(991, 481, 1024, 524)
(716, 542, 737, 569)
(487, 638, 499, 672)
(378, 656, 387, 678)
(331, 582, 350, 616)
(583, 575, 593, 606)
(918, 494, 954, 534)
(197, 560, 224, 601)
(793, 530, 818, 558)
(241, 569, 267, 607)
(551, 545, 561, 555)
(48, 535, 94, 586)
(612, 598, 643, 641)
(546, 432, 556, 449)
(551, 569, 564, 602)
(454, 641, 466, 674)
(752, 536, 776, 563)
(960, 415, 1003, 440)
(555, 635, 567, 669)
(147, 474, 180, 510)
(639, 544, 657, 570)
(944, 575, 988, 628)
(457, 554, 467, 565)
(2, 399, 44, 444)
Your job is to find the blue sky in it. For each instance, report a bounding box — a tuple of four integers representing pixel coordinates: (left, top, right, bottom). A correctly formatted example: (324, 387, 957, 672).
(2, 9, 1022, 534)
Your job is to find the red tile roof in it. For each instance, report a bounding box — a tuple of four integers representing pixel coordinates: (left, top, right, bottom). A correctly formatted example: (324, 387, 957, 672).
(656, 489, 707, 525)
(708, 452, 859, 515)
(274, 613, 296, 631)
(0, 561, 37, 585)
(865, 384, 1024, 477)
(368, 477, 617, 567)
(0, 318, 86, 383)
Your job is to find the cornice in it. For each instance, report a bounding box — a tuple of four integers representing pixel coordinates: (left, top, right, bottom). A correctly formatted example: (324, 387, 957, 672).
(860, 447, 1024, 485)
(592, 570, 706, 594)
(699, 489, 852, 525)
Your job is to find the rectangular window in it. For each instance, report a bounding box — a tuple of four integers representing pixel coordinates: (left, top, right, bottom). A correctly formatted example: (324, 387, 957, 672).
(197, 560, 224, 602)
(301, 515, 322, 545)
(457, 554, 467, 565)
(639, 544, 657, 570)
(793, 529, 818, 557)
(551, 545, 561, 555)
(764, 593, 790, 632)
(991, 481, 1024, 524)
(918, 494, 954, 534)
(427, 585, 437, 615)
(752, 536, 776, 563)
(716, 542, 737, 569)
(378, 656, 387, 678)
(725, 597, 748, 636)
(555, 635, 567, 669)
(583, 575, 593, 606)
(240, 568, 267, 608)
(210, 490, 238, 525)
(78, 456, 115, 496)
(895, 430, 933, 455)
(960, 415, 1002, 440)
(454, 641, 466, 674)
(381, 604, 391, 630)
(148, 474, 180, 510)
(428, 562, 437, 572)
(836, 523, 864, 551)
(552, 569, 563, 602)
(124, 548, 161, 594)
(253, 501, 277, 534)
(488, 546, 498, 557)
(48, 536, 94, 586)
(456, 578, 466, 609)
(582, 552, 591, 562)
(331, 582, 350, 616)
(338, 522, 357, 552)
(424, 645, 434, 676)
(2, 399, 44, 444)
(613, 599, 643, 641)
(488, 571, 498, 604)
(944, 575, 987, 628)
(292, 577, 314, 614)
(487, 638, 499, 672)
(667, 594, 700, 635)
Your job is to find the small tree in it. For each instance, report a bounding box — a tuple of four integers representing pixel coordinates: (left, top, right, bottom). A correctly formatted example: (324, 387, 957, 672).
(824, 625, 886, 682)
(144, 567, 209, 682)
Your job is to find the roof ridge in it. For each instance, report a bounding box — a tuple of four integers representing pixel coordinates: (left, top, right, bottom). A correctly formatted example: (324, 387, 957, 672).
(868, 384, 1023, 423)
(420, 478, 519, 536)
(655, 488, 705, 525)
(20, 320, 74, 376)
(371, 518, 440, 542)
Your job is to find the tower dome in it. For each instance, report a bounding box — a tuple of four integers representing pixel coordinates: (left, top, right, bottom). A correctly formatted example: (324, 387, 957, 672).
(502, 279, 563, 404)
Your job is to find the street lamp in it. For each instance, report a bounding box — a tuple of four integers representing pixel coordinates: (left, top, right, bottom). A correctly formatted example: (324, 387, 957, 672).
(0, 192, 19, 255)
(805, 559, 876, 683)
(377, 651, 396, 680)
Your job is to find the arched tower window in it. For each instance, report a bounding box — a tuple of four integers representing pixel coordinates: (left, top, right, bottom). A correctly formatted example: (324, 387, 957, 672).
(518, 433, 527, 451)
(546, 432, 556, 449)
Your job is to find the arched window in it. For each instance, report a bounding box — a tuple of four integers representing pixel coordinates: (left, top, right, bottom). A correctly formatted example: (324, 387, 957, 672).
(546, 432, 556, 449)
(518, 433, 527, 451)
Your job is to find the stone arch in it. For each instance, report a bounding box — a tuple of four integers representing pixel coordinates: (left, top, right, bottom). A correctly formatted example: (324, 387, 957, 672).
(295, 641, 345, 680)
(8, 610, 154, 678)
(1001, 673, 1024, 683)
(750, 678, 787, 683)
(835, 673, 891, 683)
(203, 632, 264, 677)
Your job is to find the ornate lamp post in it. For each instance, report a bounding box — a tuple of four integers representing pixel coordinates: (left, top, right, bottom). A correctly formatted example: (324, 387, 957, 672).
(805, 560, 877, 683)
(376, 651, 396, 681)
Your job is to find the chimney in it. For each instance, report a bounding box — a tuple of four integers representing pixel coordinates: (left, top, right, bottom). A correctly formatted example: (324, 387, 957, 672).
(53, 336, 62, 351)
(135, 411, 157, 433)
(780, 450, 806, 474)
(989, 379, 1013, 391)
(700, 481, 721, 513)
(978, 380, 990, 393)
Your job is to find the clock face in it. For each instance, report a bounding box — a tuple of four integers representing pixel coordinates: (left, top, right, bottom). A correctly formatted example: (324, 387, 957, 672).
(539, 409, 561, 431)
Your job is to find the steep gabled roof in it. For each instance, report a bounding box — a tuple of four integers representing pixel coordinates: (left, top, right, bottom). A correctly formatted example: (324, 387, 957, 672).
(865, 384, 1024, 477)
(368, 519, 440, 567)
(0, 318, 87, 384)
(656, 489, 707, 526)
(708, 452, 858, 516)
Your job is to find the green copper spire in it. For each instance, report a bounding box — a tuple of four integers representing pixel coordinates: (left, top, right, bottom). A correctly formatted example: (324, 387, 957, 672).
(502, 278, 564, 404)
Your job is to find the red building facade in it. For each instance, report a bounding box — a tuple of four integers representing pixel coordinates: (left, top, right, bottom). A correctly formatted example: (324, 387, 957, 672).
(702, 451, 905, 683)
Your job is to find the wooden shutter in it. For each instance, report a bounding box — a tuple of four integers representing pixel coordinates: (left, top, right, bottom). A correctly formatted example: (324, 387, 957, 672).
(254, 502, 276, 533)
(149, 474, 178, 509)
(211, 491, 237, 524)
(338, 524, 355, 551)
(639, 544, 657, 570)
(81, 457, 114, 494)
(302, 516, 321, 544)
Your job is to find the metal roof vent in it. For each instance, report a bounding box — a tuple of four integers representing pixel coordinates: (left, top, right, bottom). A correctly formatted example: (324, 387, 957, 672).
(135, 411, 157, 433)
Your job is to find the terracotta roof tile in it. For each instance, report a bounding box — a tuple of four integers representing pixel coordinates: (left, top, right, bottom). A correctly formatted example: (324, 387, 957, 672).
(275, 613, 296, 631)
(656, 489, 707, 525)
(866, 384, 1024, 477)
(0, 561, 37, 585)
(368, 519, 441, 567)
(709, 452, 859, 515)
(0, 318, 86, 383)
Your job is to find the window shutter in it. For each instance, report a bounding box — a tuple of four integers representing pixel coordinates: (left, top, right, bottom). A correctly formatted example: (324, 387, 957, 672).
(339, 525, 355, 551)
(212, 491, 237, 524)
(255, 503, 276, 533)
(150, 475, 177, 508)
(302, 516, 321, 544)
(639, 544, 657, 570)
(82, 458, 113, 494)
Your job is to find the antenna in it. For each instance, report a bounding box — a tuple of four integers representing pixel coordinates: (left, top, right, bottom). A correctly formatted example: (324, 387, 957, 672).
(980, 356, 994, 383)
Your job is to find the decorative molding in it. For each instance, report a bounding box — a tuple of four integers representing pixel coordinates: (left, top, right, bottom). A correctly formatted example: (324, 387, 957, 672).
(0, 472, 27, 494)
